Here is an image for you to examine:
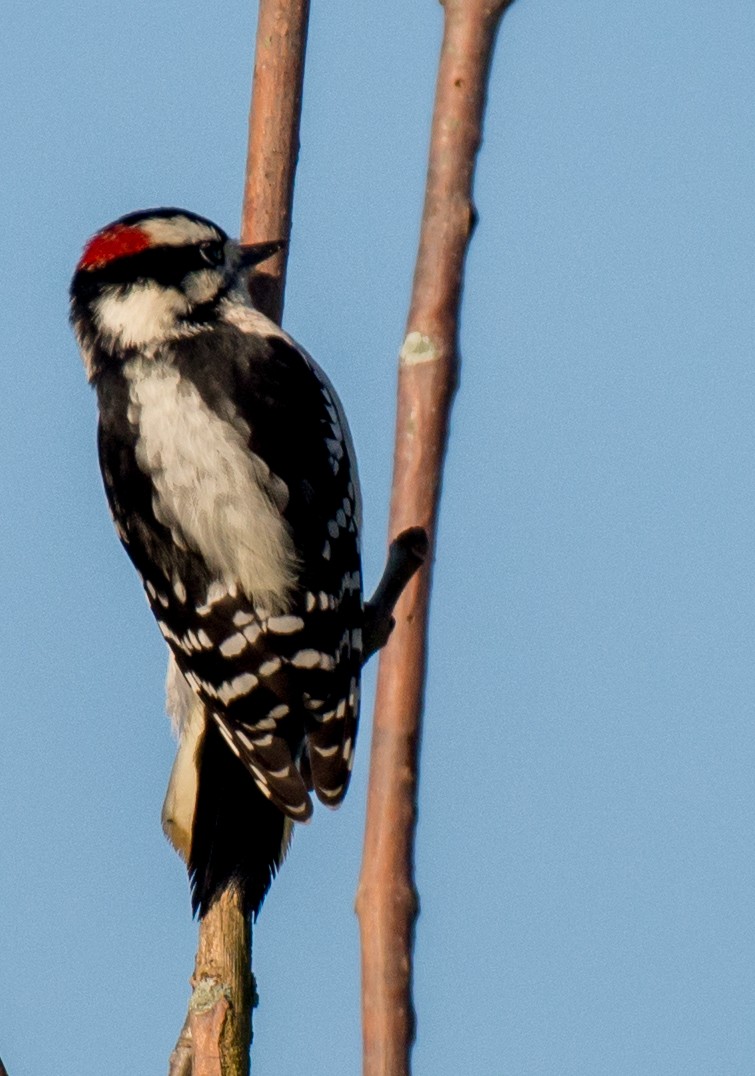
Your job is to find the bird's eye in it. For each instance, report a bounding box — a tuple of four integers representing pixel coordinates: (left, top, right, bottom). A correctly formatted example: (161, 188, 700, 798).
(198, 241, 225, 267)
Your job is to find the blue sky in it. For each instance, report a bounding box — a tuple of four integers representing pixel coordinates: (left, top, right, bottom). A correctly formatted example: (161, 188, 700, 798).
(2, 1, 755, 1073)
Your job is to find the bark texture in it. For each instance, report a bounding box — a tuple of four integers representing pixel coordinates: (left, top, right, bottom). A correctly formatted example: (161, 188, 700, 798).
(167, 1015, 192, 1076)
(190, 887, 254, 1076)
(355, 2, 514, 1074)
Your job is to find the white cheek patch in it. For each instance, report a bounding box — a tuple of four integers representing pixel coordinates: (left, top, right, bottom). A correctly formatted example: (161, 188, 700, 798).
(182, 268, 225, 305)
(93, 283, 189, 349)
(125, 359, 299, 612)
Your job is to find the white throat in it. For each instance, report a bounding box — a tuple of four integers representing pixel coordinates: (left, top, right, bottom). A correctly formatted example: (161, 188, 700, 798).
(93, 282, 190, 349)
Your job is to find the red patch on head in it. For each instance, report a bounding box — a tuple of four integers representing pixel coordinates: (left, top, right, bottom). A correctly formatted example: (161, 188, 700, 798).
(77, 224, 152, 271)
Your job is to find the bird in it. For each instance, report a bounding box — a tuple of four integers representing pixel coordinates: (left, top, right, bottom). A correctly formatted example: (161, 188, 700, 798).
(70, 207, 363, 918)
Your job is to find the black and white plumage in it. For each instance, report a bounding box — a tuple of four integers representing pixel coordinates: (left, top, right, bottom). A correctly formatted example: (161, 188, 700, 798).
(70, 208, 363, 917)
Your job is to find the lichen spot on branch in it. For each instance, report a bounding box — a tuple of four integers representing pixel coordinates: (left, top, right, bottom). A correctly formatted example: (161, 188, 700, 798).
(400, 331, 437, 367)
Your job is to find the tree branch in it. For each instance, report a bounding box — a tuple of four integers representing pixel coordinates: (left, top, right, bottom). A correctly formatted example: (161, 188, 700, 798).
(190, 887, 254, 1076)
(167, 1014, 193, 1076)
(174, 3, 311, 1075)
(241, 0, 311, 322)
(355, 2, 514, 1073)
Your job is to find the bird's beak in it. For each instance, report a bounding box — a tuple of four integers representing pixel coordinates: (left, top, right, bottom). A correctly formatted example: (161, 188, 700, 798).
(238, 239, 287, 268)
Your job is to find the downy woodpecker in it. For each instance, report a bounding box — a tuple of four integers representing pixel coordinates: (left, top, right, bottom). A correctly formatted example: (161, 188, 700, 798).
(70, 208, 363, 917)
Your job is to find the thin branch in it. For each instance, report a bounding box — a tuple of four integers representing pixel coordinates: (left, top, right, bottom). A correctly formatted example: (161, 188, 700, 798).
(167, 1015, 193, 1076)
(0, 1056, 9, 1076)
(241, 0, 311, 322)
(190, 887, 253, 1076)
(355, 1, 514, 1073)
(176, 3, 311, 1075)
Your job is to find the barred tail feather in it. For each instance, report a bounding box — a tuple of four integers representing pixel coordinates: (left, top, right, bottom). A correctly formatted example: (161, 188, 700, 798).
(189, 720, 292, 918)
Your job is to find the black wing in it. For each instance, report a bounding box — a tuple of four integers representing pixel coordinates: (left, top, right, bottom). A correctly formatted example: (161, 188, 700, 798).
(96, 325, 363, 821)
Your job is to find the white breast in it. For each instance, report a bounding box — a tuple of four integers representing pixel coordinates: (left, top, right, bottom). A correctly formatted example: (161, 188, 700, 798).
(125, 358, 298, 612)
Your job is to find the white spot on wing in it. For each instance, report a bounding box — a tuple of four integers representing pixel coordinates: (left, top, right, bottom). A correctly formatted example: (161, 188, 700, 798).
(320, 784, 344, 800)
(207, 581, 229, 605)
(158, 621, 181, 647)
(267, 615, 304, 634)
(217, 672, 259, 705)
(313, 743, 339, 758)
(258, 657, 282, 677)
(268, 763, 293, 780)
(250, 764, 269, 786)
(219, 633, 247, 658)
(236, 730, 255, 751)
(291, 650, 323, 669)
(254, 716, 278, 730)
(291, 649, 334, 670)
(217, 722, 241, 757)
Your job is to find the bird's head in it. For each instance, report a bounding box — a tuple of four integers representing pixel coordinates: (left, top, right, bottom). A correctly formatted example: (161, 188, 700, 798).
(70, 207, 283, 378)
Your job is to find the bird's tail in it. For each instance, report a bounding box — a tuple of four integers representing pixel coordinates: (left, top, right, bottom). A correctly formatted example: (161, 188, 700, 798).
(189, 718, 292, 919)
